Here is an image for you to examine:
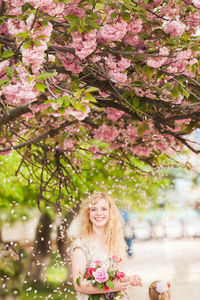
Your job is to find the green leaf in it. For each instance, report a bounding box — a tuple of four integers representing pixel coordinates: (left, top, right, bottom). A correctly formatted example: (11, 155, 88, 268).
(6, 66, 13, 78)
(85, 87, 99, 93)
(65, 14, 80, 28)
(80, 18, 85, 28)
(0, 78, 9, 86)
(85, 93, 97, 103)
(131, 81, 143, 87)
(138, 125, 146, 136)
(58, 107, 65, 114)
(36, 72, 56, 81)
(23, 40, 31, 49)
(86, 18, 100, 29)
(15, 31, 30, 39)
(106, 280, 114, 289)
(110, 11, 118, 19)
(22, 2, 32, 12)
(97, 283, 102, 290)
(132, 96, 140, 108)
(35, 83, 47, 93)
(143, 65, 153, 78)
(76, 276, 80, 287)
(121, 12, 131, 22)
(1, 50, 14, 59)
(88, 295, 101, 300)
(172, 86, 179, 98)
(182, 88, 190, 99)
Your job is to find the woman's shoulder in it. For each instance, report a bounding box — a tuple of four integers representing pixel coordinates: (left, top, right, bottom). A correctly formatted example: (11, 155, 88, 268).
(71, 236, 89, 253)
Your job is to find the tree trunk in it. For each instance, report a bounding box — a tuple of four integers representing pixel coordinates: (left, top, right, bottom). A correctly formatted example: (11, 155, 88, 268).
(25, 212, 52, 283)
(56, 203, 80, 284)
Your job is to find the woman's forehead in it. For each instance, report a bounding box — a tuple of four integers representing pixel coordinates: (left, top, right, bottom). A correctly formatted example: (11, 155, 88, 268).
(89, 198, 109, 207)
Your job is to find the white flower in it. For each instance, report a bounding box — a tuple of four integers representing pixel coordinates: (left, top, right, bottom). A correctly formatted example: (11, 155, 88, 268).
(156, 281, 169, 294)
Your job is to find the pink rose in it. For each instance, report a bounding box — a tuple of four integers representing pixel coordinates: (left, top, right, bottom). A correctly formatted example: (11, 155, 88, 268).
(116, 271, 125, 279)
(93, 267, 109, 283)
(89, 262, 97, 268)
(95, 260, 102, 266)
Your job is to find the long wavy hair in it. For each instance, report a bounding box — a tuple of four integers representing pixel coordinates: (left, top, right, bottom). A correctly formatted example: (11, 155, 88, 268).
(149, 281, 170, 300)
(79, 192, 126, 259)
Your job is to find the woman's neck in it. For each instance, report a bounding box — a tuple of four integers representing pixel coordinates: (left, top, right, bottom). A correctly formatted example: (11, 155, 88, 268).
(91, 226, 106, 241)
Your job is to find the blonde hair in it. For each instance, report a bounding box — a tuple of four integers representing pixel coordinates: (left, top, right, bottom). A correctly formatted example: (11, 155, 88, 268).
(149, 281, 170, 300)
(79, 192, 126, 259)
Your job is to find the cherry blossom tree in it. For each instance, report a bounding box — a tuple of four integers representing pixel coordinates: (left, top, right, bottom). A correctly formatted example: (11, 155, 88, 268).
(0, 0, 200, 205)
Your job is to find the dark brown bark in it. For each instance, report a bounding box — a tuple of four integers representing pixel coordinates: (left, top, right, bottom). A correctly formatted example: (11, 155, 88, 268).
(25, 212, 53, 283)
(56, 203, 80, 284)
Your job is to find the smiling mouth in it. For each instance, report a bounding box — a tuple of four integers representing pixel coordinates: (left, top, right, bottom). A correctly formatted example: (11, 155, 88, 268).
(95, 217, 105, 221)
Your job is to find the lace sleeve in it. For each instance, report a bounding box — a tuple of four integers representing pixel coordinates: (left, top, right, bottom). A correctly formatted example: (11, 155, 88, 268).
(71, 237, 87, 257)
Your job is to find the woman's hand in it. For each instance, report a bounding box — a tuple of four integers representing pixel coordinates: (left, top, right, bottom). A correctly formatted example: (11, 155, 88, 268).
(130, 275, 143, 286)
(113, 278, 131, 292)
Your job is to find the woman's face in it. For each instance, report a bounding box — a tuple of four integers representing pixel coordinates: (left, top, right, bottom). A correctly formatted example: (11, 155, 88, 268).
(89, 198, 110, 229)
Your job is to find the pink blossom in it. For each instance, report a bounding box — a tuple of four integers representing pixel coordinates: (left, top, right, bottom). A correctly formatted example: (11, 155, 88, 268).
(93, 125, 119, 143)
(95, 260, 101, 266)
(127, 19, 143, 34)
(65, 104, 90, 121)
(63, 139, 74, 150)
(58, 53, 83, 74)
(98, 90, 110, 98)
(3, 81, 38, 106)
(163, 20, 186, 37)
(153, 0, 163, 6)
(192, 0, 200, 8)
(64, 5, 85, 18)
(99, 21, 127, 42)
(126, 125, 138, 139)
(160, 2, 180, 17)
(7, 18, 26, 36)
(0, 61, 9, 79)
(147, 47, 169, 68)
(109, 70, 127, 83)
(4, 0, 25, 15)
(106, 107, 124, 122)
(71, 30, 97, 60)
(89, 262, 97, 268)
(124, 34, 144, 49)
(28, 0, 65, 16)
(93, 267, 109, 283)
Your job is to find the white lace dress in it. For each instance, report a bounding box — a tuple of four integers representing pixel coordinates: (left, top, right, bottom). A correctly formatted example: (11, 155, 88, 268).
(71, 237, 129, 300)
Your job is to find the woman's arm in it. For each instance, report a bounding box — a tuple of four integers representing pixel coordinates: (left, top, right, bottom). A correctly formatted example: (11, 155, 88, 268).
(72, 248, 130, 295)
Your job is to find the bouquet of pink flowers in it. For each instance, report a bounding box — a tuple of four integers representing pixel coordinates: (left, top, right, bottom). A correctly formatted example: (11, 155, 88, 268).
(76, 256, 126, 300)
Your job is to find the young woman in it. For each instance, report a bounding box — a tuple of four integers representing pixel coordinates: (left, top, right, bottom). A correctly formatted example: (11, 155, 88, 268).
(71, 192, 142, 300)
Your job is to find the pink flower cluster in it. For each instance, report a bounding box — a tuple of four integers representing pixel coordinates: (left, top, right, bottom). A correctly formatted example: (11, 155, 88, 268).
(93, 125, 119, 143)
(64, 4, 85, 18)
(127, 19, 143, 34)
(192, 0, 200, 8)
(160, 2, 180, 17)
(65, 102, 90, 121)
(4, 0, 25, 15)
(58, 52, 83, 74)
(71, 30, 97, 60)
(93, 267, 109, 284)
(124, 34, 144, 49)
(106, 107, 125, 122)
(99, 21, 127, 42)
(147, 47, 169, 68)
(163, 20, 186, 37)
(105, 54, 131, 83)
(28, 0, 65, 16)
